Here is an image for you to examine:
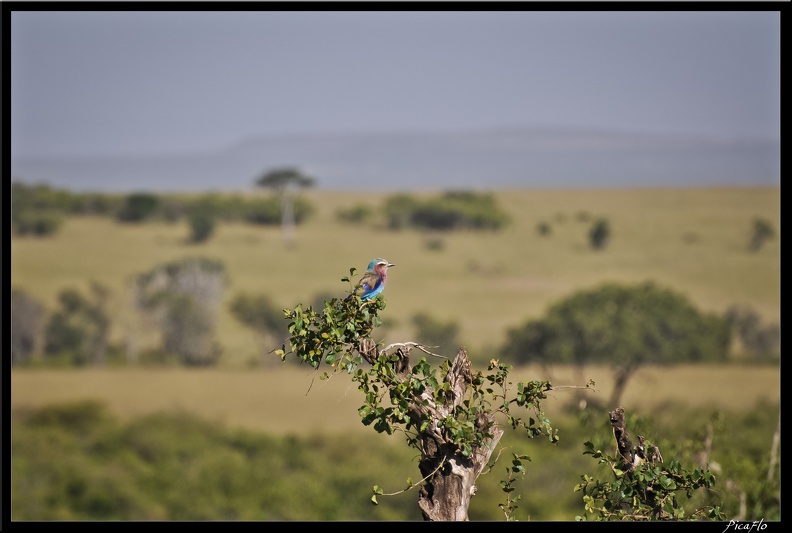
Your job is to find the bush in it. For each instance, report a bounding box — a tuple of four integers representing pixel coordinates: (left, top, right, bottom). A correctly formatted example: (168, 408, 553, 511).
(187, 211, 216, 243)
(11, 288, 46, 364)
(116, 193, 160, 222)
(383, 191, 510, 231)
(336, 204, 373, 224)
(749, 217, 775, 251)
(588, 218, 610, 250)
(12, 210, 64, 236)
(43, 284, 111, 366)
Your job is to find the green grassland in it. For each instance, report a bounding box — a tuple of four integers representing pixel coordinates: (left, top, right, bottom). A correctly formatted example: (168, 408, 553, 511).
(10, 187, 781, 367)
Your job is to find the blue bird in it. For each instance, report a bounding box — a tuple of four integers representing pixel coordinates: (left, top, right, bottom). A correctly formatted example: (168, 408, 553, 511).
(350, 258, 395, 301)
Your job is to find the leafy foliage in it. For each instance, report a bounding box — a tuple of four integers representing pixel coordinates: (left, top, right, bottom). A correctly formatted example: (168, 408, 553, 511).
(574, 407, 726, 522)
(575, 442, 724, 521)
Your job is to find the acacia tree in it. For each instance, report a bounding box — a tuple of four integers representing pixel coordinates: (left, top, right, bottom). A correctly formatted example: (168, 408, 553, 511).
(501, 282, 731, 407)
(255, 167, 315, 246)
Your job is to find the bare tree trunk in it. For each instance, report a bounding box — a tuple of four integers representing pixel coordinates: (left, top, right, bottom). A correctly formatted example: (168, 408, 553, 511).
(767, 412, 780, 482)
(281, 190, 295, 247)
(609, 363, 639, 408)
(610, 406, 665, 519)
(368, 347, 503, 521)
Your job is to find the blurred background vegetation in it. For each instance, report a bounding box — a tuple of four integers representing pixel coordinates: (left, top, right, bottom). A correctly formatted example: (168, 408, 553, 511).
(10, 177, 780, 520)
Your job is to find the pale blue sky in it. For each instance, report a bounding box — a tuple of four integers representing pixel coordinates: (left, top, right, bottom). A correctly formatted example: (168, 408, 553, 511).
(10, 9, 781, 158)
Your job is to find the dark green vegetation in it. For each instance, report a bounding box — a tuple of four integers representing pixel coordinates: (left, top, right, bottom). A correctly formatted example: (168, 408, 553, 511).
(10, 401, 420, 520)
(11, 399, 779, 521)
(501, 282, 734, 406)
(9, 181, 315, 233)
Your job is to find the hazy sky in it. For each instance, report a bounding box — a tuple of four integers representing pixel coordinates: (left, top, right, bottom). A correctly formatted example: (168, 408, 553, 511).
(10, 9, 781, 158)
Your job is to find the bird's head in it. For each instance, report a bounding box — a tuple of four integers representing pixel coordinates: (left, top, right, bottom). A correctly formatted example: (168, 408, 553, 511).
(368, 258, 395, 274)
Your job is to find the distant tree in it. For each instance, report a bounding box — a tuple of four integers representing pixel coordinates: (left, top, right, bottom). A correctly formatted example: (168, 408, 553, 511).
(536, 222, 552, 236)
(588, 218, 610, 250)
(187, 210, 216, 243)
(749, 217, 775, 252)
(11, 288, 46, 364)
(43, 282, 111, 366)
(724, 305, 780, 359)
(500, 282, 730, 407)
(116, 193, 160, 223)
(255, 167, 315, 246)
(134, 258, 227, 366)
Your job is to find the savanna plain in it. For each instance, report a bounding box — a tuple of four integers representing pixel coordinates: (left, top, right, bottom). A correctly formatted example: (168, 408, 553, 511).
(10, 186, 781, 521)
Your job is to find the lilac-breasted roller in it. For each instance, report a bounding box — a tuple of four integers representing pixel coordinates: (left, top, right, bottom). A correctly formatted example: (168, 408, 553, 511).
(350, 258, 395, 301)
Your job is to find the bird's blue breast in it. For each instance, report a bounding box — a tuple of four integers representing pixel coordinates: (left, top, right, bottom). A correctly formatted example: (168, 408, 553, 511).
(360, 281, 384, 300)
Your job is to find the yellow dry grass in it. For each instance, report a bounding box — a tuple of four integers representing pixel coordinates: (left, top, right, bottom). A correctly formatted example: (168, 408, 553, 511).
(11, 363, 780, 435)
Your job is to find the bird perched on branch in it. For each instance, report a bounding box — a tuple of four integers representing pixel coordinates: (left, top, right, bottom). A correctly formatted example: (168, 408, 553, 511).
(350, 258, 395, 301)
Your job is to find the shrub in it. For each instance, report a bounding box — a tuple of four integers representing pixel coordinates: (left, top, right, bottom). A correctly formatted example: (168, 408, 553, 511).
(12, 210, 64, 236)
(43, 284, 111, 366)
(188, 211, 216, 243)
(336, 204, 373, 224)
(588, 218, 610, 250)
(11, 288, 46, 364)
(116, 193, 160, 222)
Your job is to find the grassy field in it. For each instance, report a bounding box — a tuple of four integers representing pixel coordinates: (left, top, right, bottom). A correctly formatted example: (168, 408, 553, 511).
(11, 363, 781, 436)
(10, 187, 780, 367)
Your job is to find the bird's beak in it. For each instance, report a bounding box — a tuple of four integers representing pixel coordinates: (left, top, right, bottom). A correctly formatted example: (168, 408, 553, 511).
(388, 263, 396, 267)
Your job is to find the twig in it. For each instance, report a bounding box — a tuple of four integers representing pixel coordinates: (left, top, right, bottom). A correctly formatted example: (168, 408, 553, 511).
(377, 458, 448, 497)
(381, 341, 448, 359)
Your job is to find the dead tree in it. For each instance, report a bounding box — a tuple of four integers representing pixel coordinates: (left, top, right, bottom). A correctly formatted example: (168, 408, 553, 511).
(358, 341, 504, 520)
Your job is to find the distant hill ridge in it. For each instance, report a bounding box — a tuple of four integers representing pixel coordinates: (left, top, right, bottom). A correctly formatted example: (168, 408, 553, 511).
(11, 127, 780, 193)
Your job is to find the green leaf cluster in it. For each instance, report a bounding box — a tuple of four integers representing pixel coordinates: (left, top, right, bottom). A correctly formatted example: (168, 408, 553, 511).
(575, 440, 725, 521)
